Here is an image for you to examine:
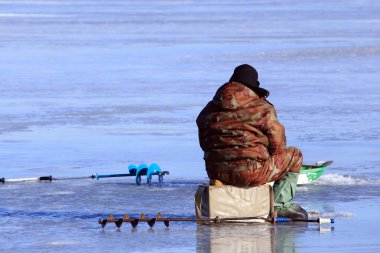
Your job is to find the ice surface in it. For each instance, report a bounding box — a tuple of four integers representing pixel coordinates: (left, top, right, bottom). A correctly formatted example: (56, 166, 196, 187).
(1, 0, 380, 252)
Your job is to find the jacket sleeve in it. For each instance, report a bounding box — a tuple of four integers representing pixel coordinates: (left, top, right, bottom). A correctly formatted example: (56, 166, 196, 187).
(196, 101, 214, 151)
(196, 118, 206, 151)
(261, 106, 286, 155)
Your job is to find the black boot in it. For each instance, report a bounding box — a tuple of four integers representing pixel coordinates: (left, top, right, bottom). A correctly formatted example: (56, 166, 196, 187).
(273, 172, 308, 220)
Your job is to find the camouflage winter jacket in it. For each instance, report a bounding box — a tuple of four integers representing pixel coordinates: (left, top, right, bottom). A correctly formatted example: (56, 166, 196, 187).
(196, 82, 286, 173)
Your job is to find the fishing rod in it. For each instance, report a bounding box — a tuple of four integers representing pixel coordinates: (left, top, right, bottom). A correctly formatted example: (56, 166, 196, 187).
(98, 213, 334, 228)
(0, 175, 93, 183)
(0, 163, 169, 185)
(302, 160, 333, 168)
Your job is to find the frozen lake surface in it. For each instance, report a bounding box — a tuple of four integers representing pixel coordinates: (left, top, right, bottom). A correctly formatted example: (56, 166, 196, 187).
(1, 0, 380, 252)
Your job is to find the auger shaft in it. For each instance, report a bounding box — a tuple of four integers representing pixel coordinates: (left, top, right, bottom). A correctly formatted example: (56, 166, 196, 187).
(98, 213, 335, 228)
(0, 171, 169, 183)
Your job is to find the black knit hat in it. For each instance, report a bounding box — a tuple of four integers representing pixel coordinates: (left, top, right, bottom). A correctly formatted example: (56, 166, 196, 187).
(229, 64, 269, 98)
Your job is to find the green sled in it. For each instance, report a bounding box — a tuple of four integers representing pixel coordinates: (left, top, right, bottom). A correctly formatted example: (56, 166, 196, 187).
(298, 160, 333, 185)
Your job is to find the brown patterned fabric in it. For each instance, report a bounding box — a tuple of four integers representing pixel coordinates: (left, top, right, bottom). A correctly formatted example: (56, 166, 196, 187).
(197, 82, 303, 186)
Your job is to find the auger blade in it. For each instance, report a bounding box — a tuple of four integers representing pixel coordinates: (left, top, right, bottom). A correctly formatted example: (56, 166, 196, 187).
(115, 219, 123, 228)
(100, 219, 107, 228)
(156, 212, 169, 227)
(147, 218, 156, 228)
(131, 219, 139, 228)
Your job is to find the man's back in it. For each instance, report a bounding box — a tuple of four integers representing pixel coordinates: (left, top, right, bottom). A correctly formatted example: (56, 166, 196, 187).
(197, 81, 286, 178)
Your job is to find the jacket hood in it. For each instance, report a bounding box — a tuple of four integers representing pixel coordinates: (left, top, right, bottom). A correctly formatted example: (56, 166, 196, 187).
(213, 82, 259, 110)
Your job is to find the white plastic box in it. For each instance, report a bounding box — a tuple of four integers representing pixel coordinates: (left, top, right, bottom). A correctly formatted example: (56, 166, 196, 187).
(195, 184, 274, 220)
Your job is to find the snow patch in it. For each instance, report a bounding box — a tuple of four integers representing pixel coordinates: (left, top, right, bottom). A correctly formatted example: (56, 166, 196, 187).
(313, 174, 380, 186)
(0, 13, 70, 18)
(48, 240, 80, 245)
(322, 211, 354, 218)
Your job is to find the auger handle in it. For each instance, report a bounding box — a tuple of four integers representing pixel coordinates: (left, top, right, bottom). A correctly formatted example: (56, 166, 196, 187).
(39, 176, 53, 181)
(274, 217, 334, 224)
(319, 218, 334, 224)
(95, 173, 132, 180)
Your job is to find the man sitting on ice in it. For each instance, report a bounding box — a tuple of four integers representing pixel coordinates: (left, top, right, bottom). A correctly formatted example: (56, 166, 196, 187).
(196, 64, 307, 219)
